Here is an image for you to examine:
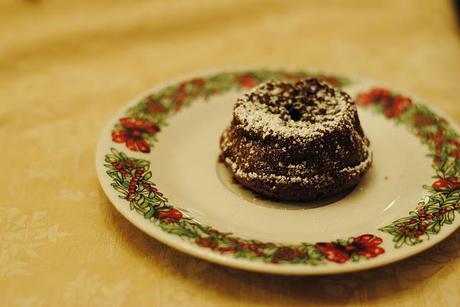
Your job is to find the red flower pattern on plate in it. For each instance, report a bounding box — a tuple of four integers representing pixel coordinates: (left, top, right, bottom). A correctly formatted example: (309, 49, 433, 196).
(112, 117, 159, 153)
(155, 209, 183, 222)
(273, 246, 305, 262)
(107, 148, 388, 265)
(356, 88, 412, 118)
(315, 234, 385, 263)
(319, 76, 340, 87)
(168, 78, 206, 111)
(196, 237, 218, 249)
(145, 98, 168, 115)
(421, 127, 460, 164)
(432, 177, 460, 192)
(237, 73, 258, 89)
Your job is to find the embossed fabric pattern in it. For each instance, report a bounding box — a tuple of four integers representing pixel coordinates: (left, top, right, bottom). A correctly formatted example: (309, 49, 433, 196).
(1, 0, 459, 306)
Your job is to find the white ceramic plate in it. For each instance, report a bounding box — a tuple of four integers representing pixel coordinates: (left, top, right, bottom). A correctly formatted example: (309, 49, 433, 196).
(96, 68, 460, 275)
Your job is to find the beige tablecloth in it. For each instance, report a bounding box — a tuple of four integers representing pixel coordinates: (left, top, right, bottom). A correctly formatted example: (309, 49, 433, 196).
(1, 0, 460, 306)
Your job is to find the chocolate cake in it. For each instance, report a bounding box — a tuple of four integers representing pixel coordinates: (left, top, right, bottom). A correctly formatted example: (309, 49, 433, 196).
(219, 78, 372, 201)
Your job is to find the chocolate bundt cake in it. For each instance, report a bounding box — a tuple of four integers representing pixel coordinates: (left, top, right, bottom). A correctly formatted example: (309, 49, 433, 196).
(219, 78, 372, 201)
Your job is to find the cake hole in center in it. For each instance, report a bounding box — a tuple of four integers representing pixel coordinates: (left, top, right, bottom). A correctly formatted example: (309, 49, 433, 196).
(287, 106, 302, 121)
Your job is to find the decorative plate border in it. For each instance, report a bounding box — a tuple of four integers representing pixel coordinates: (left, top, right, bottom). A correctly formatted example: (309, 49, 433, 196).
(355, 89, 460, 247)
(99, 69, 459, 270)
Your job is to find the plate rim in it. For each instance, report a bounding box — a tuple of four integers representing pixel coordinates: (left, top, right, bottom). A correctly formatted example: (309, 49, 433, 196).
(95, 67, 460, 275)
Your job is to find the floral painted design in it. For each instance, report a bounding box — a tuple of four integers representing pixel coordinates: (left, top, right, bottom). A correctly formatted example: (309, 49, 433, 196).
(315, 235, 385, 263)
(105, 148, 384, 265)
(112, 117, 160, 153)
(356, 88, 413, 118)
(111, 70, 350, 153)
(236, 73, 258, 89)
(104, 70, 459, 265)
(357, 87, 460, 247)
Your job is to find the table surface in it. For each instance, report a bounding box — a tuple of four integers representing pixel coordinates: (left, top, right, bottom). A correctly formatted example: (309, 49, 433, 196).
(1, 0, 459, 306)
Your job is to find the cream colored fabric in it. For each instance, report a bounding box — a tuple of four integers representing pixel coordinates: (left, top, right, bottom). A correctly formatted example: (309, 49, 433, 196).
(1, 0, 459, 306)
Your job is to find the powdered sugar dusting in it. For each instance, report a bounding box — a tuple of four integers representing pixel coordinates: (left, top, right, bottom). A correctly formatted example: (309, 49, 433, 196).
(219, 78, 372, 200)
(224, 143, 371, 186)
(234, 79, 354, 141)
